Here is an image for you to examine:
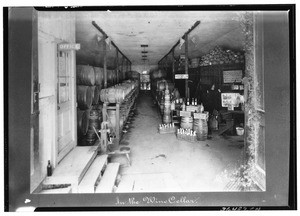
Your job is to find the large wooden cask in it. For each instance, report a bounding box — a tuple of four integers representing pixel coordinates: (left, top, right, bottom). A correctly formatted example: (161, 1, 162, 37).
(94, 67, 104, 87)
(76, 65, 95, 86)
(92, 86, 101, 105)
(100, 87, 125, 103)
(77, 85, 94, 110)
(77, 109, 90, 138)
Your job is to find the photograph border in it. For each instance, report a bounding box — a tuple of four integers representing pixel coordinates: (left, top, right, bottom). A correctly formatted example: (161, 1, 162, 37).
(4, 4, 296, 211)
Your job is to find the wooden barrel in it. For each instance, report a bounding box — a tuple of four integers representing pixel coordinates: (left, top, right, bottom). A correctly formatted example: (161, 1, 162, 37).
(92, 86, 101, 105)
(77, 85, 94, 110)
(94, 104, 103, 122)
(163, 113, 172, 124)
(76, 65, 95, 86)
(181, 117, 194, 129)
(100, 87, 125, 103)
(94, 67, 104, 87)
(77, 109, 90, 138)
(194, 119, 208, 141)
(85, 109, 100, 145)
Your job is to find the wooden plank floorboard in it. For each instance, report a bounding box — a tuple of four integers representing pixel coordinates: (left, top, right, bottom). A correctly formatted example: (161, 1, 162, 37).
(78, 155, 108, 193)
(45, 146, 98, 187)
(95, 163, 120, 193)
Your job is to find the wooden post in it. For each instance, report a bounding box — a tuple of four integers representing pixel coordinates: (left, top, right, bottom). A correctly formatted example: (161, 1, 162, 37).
(102, 103, 107, 123)
(115, 103, 120, 146)
(172, 49, 175, 83)
(103, 38, 107, 88)
(121, 56, 124, 80)
(116, 49, 119, 84)
(185, 33, 189, 99)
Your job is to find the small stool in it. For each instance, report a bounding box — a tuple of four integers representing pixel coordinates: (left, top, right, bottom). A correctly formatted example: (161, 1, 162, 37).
(107, 147, 131, 166)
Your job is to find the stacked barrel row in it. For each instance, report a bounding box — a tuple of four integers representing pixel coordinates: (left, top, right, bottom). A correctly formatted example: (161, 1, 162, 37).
(76, 65, 121, 146)
(100, 79, 139, 137)
(150, 69, 179, 123)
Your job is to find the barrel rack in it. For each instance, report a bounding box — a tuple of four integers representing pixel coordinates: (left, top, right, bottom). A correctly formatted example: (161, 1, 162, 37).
(102, 85, 139, 146)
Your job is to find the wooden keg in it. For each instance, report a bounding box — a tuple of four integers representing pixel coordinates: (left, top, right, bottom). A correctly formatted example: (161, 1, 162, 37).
(94, 67, 104, 87)
(92, 86, 101, 105)
(77, 85, 94, 110)
(193, 118, 208, 141)
(76, 65, 95, 86)
(94, 104, 103, 122)
(77, 109, 90, 138)
(181, 116, 194, 130)
(85, 109, 100, 146)
(163, 113, 172, 124)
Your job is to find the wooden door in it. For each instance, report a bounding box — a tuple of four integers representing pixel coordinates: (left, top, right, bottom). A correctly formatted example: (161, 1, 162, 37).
(56, 50, 76, 162)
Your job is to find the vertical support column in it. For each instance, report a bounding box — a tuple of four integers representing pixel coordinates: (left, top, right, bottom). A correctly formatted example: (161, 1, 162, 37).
(185, 33, 189, 99)
(103, 38, 107, 88)
(172, 49, 175, 83)
(121, 55, 125, 80)
(102, 103, 107, 123)
(115, 103, 120, 146)
(116, 49, 119, 84)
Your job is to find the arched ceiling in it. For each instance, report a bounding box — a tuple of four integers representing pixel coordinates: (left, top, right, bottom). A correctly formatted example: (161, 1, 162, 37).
(75, 11, 244, 68)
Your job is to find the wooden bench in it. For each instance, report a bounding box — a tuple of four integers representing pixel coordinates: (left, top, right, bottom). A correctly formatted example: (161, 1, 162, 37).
(95, 163, 120, 193)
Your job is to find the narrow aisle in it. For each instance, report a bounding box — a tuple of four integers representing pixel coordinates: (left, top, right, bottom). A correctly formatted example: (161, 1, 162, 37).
(112, 91, 244, 192)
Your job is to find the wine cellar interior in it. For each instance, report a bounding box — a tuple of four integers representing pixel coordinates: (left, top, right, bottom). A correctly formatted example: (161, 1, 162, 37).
(14, 9, 290, 195)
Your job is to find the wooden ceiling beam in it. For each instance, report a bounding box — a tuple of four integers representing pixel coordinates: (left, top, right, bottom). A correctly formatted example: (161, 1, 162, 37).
(92, 21, 131, 64)
(158, 20, 200, 64)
